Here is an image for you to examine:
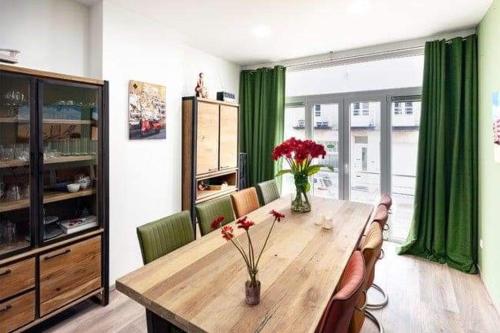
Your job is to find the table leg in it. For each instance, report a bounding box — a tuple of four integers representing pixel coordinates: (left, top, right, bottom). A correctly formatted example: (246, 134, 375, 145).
(146, 309, 173, 333)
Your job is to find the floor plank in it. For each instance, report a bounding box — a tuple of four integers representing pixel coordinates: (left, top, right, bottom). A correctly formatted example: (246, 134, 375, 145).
(39, 242, 499, 333)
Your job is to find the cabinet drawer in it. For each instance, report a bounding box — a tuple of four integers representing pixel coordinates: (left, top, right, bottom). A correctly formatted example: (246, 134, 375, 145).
(39, 236, 101, 316)
(0, 291, 35, 333)
(0, 258, 35, 301)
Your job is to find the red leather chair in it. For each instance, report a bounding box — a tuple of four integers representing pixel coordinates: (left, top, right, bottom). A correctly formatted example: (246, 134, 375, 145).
(316, 251, 365, 333)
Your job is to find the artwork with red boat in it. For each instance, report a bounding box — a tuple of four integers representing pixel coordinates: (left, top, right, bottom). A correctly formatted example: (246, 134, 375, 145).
(128, 80, 166, 139)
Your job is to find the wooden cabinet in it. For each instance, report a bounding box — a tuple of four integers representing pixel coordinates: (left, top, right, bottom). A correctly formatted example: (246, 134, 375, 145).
(0, 65, 109, 332)
(40, 236, 101, 316)
(219, 105, 238, 170)
(0, 258, 35, 301)
(196, 102, 220, 174)
(0, 291, 35, 333)
(182, 97, 239, 232)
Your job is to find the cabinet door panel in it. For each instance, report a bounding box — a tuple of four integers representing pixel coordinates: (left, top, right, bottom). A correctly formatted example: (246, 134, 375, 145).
(219, 105, 238, 169)
(0, 257, 35, 300)
(196, 102, 219, 175)
(39, 236, 101, 316)
(0, 291, 35, 332)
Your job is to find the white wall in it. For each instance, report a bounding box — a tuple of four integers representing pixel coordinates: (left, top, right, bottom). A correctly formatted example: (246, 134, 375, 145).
(0, 0, 90, 77)
(0, 0, 240, 284)
(101, 0, 240, 283)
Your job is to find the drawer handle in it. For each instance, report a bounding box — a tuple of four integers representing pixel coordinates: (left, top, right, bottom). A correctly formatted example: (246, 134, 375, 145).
(0, 269, 11, 277)
(0, 304, 12, 312)
(220, 166, 231, 169)
(208, 168, 218, 172)
(44, 249, 71, 260)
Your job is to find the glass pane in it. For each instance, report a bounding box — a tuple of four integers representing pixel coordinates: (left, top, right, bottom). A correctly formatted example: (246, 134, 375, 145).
(390, 100, 421, 241)
(312, 103, 339, 199)
(0, 74, 31, 256)
(350, 101, 381, 203)
(41, 83, 99, 242)
(282, 104, 306, 195)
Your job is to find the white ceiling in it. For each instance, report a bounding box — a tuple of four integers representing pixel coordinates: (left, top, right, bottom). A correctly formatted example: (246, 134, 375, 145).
(85, 0, 493, 65)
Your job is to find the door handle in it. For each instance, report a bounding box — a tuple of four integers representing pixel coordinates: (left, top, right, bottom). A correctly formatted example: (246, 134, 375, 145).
(0, 269, 11, 277)
(344, 164, 349, 175)
(43, 248, 71, 260)
(0, 304, 12, 312)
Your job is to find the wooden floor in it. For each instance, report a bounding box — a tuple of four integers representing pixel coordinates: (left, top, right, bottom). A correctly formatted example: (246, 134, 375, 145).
(38, 242, 500, 333)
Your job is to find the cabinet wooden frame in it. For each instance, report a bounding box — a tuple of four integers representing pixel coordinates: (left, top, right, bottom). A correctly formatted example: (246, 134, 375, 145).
(182, 97, 239, 236)
(0, 65, 109, 332)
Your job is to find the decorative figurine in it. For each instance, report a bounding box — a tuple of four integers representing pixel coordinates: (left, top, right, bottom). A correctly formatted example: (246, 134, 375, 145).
(195, 72, 208, 98)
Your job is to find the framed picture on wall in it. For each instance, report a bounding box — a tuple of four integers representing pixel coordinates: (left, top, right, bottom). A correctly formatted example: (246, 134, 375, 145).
(493, 92, 500, 163)
(128, 80, 166, 140)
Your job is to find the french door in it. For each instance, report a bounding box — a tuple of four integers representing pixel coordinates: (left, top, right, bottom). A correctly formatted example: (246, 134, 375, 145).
(285, 88, 421, 241)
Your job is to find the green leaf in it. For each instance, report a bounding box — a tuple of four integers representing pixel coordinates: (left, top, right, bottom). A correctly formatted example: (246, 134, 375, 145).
(306, 165, 322, 176)
(275, 169, 292, 177)
(304, 182, 311, 192)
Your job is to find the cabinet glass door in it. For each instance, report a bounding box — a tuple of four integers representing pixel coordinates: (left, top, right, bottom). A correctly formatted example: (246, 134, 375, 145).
(40, 81, 100, 243)
(0, 73, 32, 257)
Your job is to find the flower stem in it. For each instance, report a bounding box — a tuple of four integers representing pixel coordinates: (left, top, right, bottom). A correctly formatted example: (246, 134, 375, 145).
(255, 217, 277, 269)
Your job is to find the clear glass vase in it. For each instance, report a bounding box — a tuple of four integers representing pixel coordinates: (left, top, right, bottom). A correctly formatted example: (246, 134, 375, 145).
(291, 187, 311, 213)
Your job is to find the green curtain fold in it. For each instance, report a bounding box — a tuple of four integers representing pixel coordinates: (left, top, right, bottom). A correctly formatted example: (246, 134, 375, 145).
(239, 66, 286, 187)
(398, 35, 478, 274)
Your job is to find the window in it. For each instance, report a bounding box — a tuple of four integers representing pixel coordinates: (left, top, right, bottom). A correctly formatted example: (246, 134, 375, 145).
(405, 102, 413, 115)
(394, 102, 402, 115)
(361, 103, 369, 116)
(352, 102, 360, 116)
(315, 104, 321, 117)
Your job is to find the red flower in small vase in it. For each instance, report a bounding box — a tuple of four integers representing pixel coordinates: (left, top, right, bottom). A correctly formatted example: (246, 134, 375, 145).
(237, 219, 255, 231)
(221, 225, 234, 240)
(211, 215, 225, 230)
(270, 209, 285, 222)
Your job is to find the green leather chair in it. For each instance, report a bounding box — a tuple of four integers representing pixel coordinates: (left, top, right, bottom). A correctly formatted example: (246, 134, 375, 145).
(195, 196, 235, 236)
(256, 179, 280, 205)
(137, 211, 194, 264)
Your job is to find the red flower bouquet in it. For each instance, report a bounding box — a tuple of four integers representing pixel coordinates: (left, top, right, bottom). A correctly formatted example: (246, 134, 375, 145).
(272, 137, 328, 212)
(211, 210, 285, 305)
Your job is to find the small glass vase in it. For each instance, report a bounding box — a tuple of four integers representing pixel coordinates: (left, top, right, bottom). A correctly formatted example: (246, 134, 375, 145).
(245, 280, 261, 306)
(291, 187, 311, 213)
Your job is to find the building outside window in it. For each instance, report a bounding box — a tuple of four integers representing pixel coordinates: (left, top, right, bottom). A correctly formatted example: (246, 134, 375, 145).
(315, 104, 321, 117)
(394, 102, 403, 115)
(405, 102, 413, 115)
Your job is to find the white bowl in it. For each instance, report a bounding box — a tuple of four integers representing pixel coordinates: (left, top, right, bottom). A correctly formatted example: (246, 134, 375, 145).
(67, 183, 81, 193)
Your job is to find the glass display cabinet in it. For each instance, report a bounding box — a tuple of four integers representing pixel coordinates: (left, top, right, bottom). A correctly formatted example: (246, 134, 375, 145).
(0, 65, 108, 332)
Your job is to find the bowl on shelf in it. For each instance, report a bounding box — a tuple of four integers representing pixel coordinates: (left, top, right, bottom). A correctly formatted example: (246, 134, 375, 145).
(67, 183, 81, 193)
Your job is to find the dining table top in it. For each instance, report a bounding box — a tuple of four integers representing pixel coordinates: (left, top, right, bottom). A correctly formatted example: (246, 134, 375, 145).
(116, 196, 373, 333)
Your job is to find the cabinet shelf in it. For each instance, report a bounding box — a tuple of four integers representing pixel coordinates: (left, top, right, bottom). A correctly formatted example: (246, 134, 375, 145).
(0, 239, 31, 257)
(43, 119, 95, 125)
(0, 155, 96, 169)
(0, 117, 29, 124)
(0, 189, 96, 213)
(196, 186, 237, 203)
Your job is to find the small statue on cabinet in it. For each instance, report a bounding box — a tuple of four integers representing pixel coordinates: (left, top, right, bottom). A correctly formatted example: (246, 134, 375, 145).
(195, 72, 208, 98)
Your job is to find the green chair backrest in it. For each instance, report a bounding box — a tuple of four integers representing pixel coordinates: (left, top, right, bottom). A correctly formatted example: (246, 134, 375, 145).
(256, 179, 280, 205)
(136, 211, 194, 264)
(195, 196, 236, 236)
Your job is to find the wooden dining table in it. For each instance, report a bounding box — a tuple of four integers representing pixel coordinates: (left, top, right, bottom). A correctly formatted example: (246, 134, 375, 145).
(116, 196, 373, 333)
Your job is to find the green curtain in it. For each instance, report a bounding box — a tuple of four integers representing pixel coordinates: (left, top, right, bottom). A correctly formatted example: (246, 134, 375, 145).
(239, 66, 286, 187)
(399, 35, 478, 274)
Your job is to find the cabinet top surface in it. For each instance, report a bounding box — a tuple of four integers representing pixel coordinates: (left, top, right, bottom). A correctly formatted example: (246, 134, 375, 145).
(0, 64, 105, 86)
(183, 96, 239, 107)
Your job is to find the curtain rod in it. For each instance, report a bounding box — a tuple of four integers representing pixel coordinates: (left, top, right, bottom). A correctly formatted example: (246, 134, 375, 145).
(242, 28, 476, 72)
